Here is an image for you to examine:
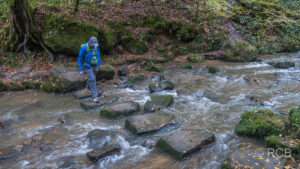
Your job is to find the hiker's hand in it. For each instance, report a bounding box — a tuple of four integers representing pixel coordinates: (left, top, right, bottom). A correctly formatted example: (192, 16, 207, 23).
(98, 65, 102, 70)
(80, 71, 84, 75)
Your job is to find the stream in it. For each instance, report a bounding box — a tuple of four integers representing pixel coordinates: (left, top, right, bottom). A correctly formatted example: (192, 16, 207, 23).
(0, 52, 300, 169)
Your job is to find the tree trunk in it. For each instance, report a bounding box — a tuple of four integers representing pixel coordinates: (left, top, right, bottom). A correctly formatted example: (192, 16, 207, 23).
(74, 0, 80, 14)
(8, 0, 54, 61)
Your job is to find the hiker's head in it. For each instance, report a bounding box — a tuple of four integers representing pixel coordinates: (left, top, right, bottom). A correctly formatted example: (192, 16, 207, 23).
(89, 36, 99, 48)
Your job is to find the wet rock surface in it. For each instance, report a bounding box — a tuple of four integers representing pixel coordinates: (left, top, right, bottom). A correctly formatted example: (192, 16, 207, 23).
(73, 87, 103, 99)
(87, 129, 112, 149)
(0, 146, 20, 160)
(222, 145, 287, 169)
(86, 146, 121, 163)
(80, 95, 119, 110)
(144, 95, 174, 112)
(148, 80, 174, 93)
(96, 65, 115, 80)
(156, 128, 215, 159)
(125, 112, 176, 135)
(269, 61, 295, 69)
(100, 101, 140, 118)
(118, 65, 129, 76)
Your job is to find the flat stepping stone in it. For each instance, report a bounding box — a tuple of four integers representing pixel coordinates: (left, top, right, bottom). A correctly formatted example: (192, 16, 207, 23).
(80, 96, 119, 110)
(86, 146, 121, 163)
(222, 145, 287, 169)
(144, 95, 174, 112)
(73, 88, 102, 99)
(125, 113, 175, 135)
(149, 80, 174, 93)
(100, 101, 140, 118)
(156, 128, 215, 160)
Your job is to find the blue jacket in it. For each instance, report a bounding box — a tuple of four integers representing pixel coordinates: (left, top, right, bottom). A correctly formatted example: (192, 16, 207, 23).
(78, 42, 102, 72)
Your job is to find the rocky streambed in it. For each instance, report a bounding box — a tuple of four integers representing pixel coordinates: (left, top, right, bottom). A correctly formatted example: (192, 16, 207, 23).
(0, 52, 300, 168)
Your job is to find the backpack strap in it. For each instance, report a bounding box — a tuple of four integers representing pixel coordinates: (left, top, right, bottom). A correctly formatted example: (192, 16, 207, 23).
(81, 43, 90, 54)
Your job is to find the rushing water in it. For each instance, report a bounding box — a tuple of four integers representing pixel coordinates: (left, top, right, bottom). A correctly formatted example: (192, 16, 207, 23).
(0, 52, 300, 169)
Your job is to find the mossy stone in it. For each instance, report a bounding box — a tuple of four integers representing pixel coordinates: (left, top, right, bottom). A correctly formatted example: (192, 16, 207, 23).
(100, 102, 140, 119)
(187, 54, 205, 63)
(222, 39, 258, 62)
(235, 109, 286, 137)
(208, 67, 220, 73)
(96, 65, 115, 80)
(289, 107, 300, 129)
(42, 13, 99, 55)
(128, 74, 144, 84)
(269, 62, 295, 69)
(146, 62, 162, 72)
(265, 135, 300, 154)
(144, 95, 174, 112)
(181, 63, 192, 69)
(148, 80, 174, 93)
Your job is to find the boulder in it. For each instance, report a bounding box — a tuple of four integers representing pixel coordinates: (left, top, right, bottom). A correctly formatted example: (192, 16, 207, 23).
(73, 88, 102, 99)
(80, 95, 119, 110)
(269, 61, 295, 69)
(235, 109, 286, 137)
(118, 65, 129, 76)
(100, 101, 140, 118)
(125, 113, 175, 135)
(221, 145, 287, 169)
(86, 146, 121, 163)
(42, 13, 99, 55)
(148, 80, 174, 93)
(87, 129, 111, 149)
(141, 139, 155, 149)
(144, 95, 174, 112)
(249, 96, 268, 106)
(41, 66, 86, 93)
(0, 146, 20, 160)
(208, 66, 220, 74)
(156, 128, 215, 159)
(96, 65, 115, 80)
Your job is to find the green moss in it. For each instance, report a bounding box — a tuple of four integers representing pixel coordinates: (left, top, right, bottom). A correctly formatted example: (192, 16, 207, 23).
(269, 61, 295, 69)
(40, 75, 83, 93)
(98, 29, 116, 53)
(100, 108, 119, 119)
(96, 64, 115, 80)
(146, 62, 162, 72)
(265, 135, 300, 154)
(0, 80, 40, 91)
(176, 24, 196, 42)
(235, 109, 286, 137)
(128, 74, 144, 84)
(232, 0, 300, 53)
(42, 13, 99, 55)
(121, 34, 149, 55)
(187, 54, 205, 63)
(289, 107, 300, 129)
(0, 80, 5, 91)
(208, 67, 220, 73)
(221, 161, 233, 169)
(222, 39, 258, 62)
(171, 46, 188, 57)
(181, 63, 192, 69)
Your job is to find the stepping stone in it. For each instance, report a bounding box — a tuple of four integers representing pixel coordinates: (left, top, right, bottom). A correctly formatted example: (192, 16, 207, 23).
(269, 61, 295, 69)
(222, 145, 287, 169)
(156, 128, 215, 160)
(73, 88, 102, 99)
(149, 80, 174, 93)
(96, 64, 115, 80)
(87, 129, 111, 149)
(86, 146, 121, 163)
(144, 95, 174, 112)
(125, 113, 175, 135)
(80, 96, 119, 110)
(100, 101, 140, 118)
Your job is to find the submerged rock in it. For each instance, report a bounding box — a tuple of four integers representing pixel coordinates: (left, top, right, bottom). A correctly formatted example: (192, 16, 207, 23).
(125, 113, 175, 135)
(142, 139, 155, 149)
(0, 146, 20, 160)
(148, 80, 174, 93)
(0, 120, 8, 129)
(100, 101, 140, 118)
(80, 95, 119, 110)
(144, 95, 174, 112)
(156, 128, 215, 160)
(87, 129, 111, 149)
(235, 109, 286, 137)
(269, 61, 295, 69)
(96, 65, 115, 80)
(221, 145, 287, 169)
(86, 146, 121, 163)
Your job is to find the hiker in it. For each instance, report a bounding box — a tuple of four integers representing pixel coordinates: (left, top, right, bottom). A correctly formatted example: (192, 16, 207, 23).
(78, 36, 102, 102)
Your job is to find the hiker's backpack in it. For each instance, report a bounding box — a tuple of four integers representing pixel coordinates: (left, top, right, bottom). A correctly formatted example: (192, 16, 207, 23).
(81, 43, 98, 56)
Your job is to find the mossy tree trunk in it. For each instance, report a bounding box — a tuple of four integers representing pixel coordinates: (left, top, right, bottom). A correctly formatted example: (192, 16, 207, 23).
(8, 0, 54, 61)
(74, 0, 80, 13)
